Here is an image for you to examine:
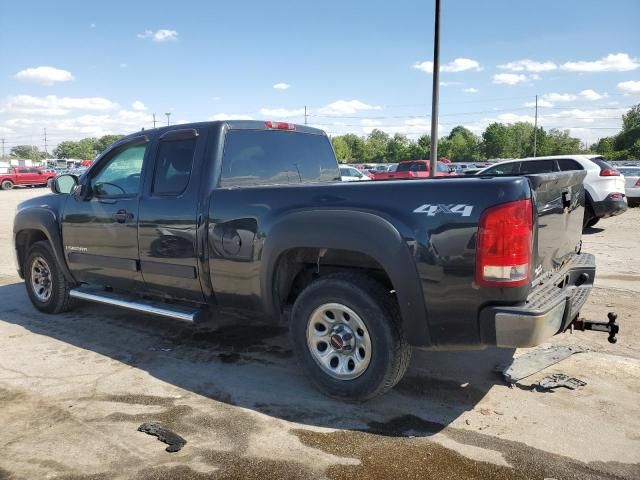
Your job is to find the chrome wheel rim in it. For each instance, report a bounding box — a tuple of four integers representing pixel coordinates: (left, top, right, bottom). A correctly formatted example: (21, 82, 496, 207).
(306, 303, 372, 380)
(30, 256, 52, 302)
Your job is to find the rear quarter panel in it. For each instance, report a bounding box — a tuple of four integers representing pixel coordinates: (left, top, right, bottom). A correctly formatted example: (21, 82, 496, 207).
(207, 176, 536, 347)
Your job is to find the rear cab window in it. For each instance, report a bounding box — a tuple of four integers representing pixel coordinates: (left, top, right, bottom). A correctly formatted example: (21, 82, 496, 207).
(220, 130, 340, 187)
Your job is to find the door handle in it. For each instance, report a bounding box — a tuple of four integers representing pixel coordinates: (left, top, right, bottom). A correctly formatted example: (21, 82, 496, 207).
(113, 209, 134, 223)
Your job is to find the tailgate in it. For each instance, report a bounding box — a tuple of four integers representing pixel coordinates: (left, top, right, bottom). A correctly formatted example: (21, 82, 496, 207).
(527, 171, 587, 282)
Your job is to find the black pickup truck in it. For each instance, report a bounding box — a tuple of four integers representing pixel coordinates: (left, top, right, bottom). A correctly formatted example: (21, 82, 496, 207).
(13, 120, 602, 400)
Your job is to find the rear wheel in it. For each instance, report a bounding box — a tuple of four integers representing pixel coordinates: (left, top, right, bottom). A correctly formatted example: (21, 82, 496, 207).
(583, 201, 598, 229)
(1, 180, 13, 190)
(290, 272, 411, 401)
(24, 241, 74, 314)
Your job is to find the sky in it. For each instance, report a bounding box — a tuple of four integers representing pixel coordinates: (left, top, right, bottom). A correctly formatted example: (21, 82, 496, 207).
(1, 0, 640, 153)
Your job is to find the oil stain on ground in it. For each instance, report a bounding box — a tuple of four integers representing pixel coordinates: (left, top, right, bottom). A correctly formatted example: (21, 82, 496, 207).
(294, 417, 640, 480)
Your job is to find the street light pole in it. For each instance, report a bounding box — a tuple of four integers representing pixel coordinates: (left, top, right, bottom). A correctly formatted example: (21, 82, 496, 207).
(165, 112, 171, 126)
(429, 0, 441, 178)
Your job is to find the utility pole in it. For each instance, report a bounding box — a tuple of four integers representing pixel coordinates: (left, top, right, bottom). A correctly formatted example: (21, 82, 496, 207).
(429, 0, 441, 177)
(304, 105, 308, 125)
(43, 128, 48, 156)
(153, 113, 157, 128)
(0, 138, 5, 159)
(533, 94, 538, 157)
(165, 112, 171, 126)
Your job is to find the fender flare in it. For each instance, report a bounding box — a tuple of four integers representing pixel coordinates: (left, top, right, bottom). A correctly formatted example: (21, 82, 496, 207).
(261, 209, 431, 346)
(13, 207, 75, 282)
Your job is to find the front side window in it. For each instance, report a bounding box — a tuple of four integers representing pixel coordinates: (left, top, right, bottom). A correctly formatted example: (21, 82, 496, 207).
(220, 130, 339, 187)
(483, 162, 520, 175)
(153, 137, 197, 195)
(91, 143, 147, 196)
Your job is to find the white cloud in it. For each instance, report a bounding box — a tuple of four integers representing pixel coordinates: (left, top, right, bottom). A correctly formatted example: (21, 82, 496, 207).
(90, 23, 96, 28)
(137, 29, 178, 42)
(560, 53, 640, 72)
(525, 99, 554, 108)
(318, 99, 381, 115)
(1, 95, 118, 116)
(15, 66, 74, 86)
(259, 107, 305, 118)
(579, 89, 606, 101)
(492, 73, 529, 85)
(413, 57, 482, 73)
(131, 100, 146, 111)
(617, 80, 640, 95)
(463, 87, 478, 93)
(120, 63, 128, 68)
(273, 83, 291, 90)
(208, 113, 253, 121)
(544, 92, 577, 102)
(440, 81, 462, 87)
(498, 59, 557, 72)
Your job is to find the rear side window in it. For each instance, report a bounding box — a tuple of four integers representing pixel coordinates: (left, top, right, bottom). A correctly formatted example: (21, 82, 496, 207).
(589, 157, 615, 170)
(153, 137, 197, 195)
(557, 159, 584, 171)
(519, 160, 556, 174)
(220, 130, 340, 187)
(397, 162, 427, 172)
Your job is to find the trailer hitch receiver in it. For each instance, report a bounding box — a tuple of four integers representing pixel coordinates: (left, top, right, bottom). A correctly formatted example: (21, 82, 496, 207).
(571, 312, 619, 344)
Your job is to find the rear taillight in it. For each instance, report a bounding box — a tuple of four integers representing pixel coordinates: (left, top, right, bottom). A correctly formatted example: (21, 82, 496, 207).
(635, 179, 640, 187)
(600, 167, 620, 176)
(475, 199, 533, 287)
(264, 121, 296, 131)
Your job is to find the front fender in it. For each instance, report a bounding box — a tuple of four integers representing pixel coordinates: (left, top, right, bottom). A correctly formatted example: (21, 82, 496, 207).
(13, 204, 75, 282)
(261, 209, 431, 346)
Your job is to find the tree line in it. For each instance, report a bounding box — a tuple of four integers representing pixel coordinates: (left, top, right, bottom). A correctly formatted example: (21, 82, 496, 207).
(5, 104, 639, 162)
(331, 103, 640, 163)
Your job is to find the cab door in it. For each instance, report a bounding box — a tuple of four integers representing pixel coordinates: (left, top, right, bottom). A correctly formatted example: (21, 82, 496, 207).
(138, 128, 206, 302)
(61, 137, 149, 291)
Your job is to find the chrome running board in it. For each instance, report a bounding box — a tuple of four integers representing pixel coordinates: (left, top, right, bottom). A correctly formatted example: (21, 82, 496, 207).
(69, 288, 203, 322)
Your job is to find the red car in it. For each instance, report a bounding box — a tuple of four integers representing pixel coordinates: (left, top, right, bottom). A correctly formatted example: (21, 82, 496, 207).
(0, 166, 56, 190)
(371, 160, 454, 180)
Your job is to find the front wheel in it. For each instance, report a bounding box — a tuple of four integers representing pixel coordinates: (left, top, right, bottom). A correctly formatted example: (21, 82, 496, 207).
(290, 273, 411, 401)
(24, 241, 74, 314)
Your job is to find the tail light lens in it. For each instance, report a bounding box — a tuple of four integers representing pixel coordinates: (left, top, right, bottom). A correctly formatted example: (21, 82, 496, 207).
(264, 121, 296, 131)
(635, 179, 640, 187)
(475, 199, 533, 287)
(600, 167, 620, 176)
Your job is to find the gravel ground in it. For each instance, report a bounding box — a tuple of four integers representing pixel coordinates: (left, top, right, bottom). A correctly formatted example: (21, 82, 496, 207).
(0, 188, 638, 480)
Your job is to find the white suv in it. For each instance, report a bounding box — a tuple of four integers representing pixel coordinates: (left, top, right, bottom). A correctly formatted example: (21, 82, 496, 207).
(477, 155, 627, 229)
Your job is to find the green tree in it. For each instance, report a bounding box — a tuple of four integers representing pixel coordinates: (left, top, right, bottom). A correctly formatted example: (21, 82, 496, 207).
(546, 128, 581, 155)
(341, 134, 366, 162)
(331, 137, 351, 162)
(10, 145, 47, 160)
(446, 126, 479, 160)
(94, 135, 124, 154)
(481, 123, 512, 159)
(622, 105, 640, 132)
(385, 134, 410, 162)
(364, 129, 390, 162)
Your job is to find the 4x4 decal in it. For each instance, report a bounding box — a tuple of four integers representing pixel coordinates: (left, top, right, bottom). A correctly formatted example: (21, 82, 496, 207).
(413, 204, 474, 217)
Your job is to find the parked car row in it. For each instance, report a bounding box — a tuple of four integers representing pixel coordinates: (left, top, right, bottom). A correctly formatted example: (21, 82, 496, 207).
(475, 155, 628, 228)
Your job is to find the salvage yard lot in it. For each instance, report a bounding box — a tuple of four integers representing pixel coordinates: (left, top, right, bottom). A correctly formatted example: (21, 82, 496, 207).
(0, 188, 639, 480)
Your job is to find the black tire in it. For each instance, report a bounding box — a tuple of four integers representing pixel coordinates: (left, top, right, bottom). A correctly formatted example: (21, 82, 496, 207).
(290, 272, 411, 401)
(583, 202, 597, 230)
(1, 180, 13, 190)
(46, 178, 54, 188)
(24, 240, 74, 314)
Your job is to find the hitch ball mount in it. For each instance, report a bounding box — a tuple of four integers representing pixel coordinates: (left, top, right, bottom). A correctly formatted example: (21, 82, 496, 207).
(571, 312, 619, 344)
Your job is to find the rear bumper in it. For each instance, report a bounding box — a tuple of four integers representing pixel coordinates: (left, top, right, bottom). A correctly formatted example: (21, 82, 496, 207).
(592, 193, 628, 219)
(479, 253, 595, 348)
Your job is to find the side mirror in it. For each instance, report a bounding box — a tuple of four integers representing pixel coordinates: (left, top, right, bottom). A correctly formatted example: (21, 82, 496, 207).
(51, 174, 79, 194)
